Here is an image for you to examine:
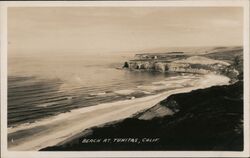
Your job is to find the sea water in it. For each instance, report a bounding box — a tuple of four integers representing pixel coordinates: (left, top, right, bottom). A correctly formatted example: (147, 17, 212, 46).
(8, 53, 196, 127)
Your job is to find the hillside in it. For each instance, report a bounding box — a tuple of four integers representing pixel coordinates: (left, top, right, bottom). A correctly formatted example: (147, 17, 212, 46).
(173, 56, 230, 66)
(42, 81, 243, 151)
(124, 46, 242, 82)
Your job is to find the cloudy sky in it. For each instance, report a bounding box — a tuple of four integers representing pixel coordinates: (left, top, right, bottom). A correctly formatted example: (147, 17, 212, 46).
(8, 7, 243, 55)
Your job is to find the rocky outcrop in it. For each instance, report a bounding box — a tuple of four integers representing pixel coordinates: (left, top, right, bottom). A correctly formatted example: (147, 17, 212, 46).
(124, 48, 243, 82)
(154, 62, 168, 72)
(125, 56, 231, 75)
(127, 60, 162, 71)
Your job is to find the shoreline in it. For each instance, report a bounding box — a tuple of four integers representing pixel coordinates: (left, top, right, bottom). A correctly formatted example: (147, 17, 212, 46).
(8, 74, 230, 151)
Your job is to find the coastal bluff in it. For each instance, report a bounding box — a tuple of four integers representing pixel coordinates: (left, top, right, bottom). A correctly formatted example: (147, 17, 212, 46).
(123, 50, 239, 79)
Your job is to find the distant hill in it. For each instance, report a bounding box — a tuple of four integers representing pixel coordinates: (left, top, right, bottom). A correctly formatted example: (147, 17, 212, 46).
(136, 46, 242, 56)
(173, 56, 230, 66)
(202, 46, 243, 64)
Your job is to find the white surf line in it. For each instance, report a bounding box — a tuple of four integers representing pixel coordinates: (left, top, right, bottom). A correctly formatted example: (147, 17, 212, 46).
(8, 74, 230, 151)
(8, 75, 199, 134)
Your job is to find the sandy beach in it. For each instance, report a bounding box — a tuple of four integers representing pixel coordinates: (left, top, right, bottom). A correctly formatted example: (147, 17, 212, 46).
(8, 74, 230, 151)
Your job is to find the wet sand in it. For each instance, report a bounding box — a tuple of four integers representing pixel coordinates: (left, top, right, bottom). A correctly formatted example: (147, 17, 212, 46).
(8, 74, 230, 151)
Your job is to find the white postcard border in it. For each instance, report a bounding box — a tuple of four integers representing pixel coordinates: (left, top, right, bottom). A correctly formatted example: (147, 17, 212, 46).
(1, 1, 249, 157)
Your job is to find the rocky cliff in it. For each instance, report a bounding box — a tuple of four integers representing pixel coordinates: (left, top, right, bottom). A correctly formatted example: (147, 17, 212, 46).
(124, 54, 233, 75)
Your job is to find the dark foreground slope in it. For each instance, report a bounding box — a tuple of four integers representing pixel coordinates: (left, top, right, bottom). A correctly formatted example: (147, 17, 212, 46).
(42, 80, 243, 151)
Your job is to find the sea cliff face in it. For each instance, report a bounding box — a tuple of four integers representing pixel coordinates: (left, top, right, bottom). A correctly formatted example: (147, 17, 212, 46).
(124, 54, 237, 78)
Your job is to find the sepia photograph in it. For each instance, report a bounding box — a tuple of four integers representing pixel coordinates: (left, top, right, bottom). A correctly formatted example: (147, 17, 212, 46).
(1, 1, 249, 157)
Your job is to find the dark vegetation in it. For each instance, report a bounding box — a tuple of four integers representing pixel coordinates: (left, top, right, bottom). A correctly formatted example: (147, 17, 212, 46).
(42, 81, 243, 151)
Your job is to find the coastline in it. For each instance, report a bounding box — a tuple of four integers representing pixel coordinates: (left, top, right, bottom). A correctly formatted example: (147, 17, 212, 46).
(8, 74, 230, 151)
(45, 79, 242, 151)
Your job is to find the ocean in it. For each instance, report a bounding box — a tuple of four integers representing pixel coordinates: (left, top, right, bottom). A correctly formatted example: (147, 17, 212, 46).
(8, 53, 191, 127)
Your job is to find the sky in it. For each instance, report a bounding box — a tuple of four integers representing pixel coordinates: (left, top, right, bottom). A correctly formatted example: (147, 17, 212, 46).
(8, 7, 243, 55)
